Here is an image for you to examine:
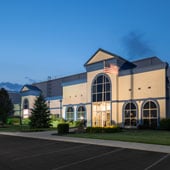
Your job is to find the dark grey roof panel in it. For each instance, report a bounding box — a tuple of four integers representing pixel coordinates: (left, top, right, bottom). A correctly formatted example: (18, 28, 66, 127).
(132, 57, 164, 68)
(33, 72, 87, 97)
(9, 92, 21, 104)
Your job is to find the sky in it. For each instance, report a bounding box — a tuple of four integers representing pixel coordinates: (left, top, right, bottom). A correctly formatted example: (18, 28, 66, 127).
(0, 0, 170, 84)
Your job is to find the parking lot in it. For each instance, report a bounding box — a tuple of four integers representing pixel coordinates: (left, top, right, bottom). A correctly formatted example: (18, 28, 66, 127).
(0, 135, 169, 170)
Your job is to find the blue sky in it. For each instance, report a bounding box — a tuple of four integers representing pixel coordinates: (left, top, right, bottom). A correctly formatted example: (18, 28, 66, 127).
(0, 0, 170, 84)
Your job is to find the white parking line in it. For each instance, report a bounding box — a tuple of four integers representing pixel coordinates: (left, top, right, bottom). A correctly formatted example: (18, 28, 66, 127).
(144, 153, 170, 170)
(52, 148, 124, 170)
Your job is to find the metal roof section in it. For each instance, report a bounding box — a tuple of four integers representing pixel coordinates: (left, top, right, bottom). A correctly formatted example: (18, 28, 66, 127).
(20, 85, 42, 93)
(8, 91, 21, 104)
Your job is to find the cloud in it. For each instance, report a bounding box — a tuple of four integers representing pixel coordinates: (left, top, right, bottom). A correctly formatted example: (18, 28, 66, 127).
(122, 31, 155, 59)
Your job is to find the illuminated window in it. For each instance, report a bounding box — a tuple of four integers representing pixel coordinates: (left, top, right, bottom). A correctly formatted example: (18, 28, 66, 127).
(77, 106, 86, 120)
(142, 100, 158, 128)
(23, 99, 29, 109)
(124, 102, 137, 127)
(92, 74, 111, 102)
(66, 107, 74, 121)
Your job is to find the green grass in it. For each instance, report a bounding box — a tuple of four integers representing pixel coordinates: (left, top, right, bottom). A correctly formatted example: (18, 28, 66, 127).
(0, 125, 58, 132)
(66, 129, 170, 146)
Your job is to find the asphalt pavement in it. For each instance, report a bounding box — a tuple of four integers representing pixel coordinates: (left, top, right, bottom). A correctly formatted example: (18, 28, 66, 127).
(0, 131, 170, 170)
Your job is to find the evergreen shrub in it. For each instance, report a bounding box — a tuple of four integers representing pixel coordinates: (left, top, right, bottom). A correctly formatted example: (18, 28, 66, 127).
(57, 123, 69, 135)
(160, 119, 170, 130)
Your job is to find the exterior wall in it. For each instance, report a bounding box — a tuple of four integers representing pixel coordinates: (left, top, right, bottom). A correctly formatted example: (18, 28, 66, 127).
(62, 82, 87, 121)
(13, 104, 21, 117)
(48, 99, 62, 117)
(21, 95, 37, 118)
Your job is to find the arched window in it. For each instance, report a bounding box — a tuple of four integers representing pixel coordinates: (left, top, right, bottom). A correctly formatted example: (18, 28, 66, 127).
(142, 100, 158, 128)
(77, 106, 86, 120)
(92, 74, 111, 102)
(23, 99, 29, 109)
(124, 102, 137, 127)
(66, 107, 74, 121)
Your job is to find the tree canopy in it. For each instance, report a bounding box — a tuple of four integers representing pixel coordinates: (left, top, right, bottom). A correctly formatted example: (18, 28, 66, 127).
(0, 88, 14, 124)
(29, 94, 51, 128)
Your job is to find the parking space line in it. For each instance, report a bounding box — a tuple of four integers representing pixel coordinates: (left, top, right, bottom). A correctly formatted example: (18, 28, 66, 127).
(12, 145, 86, 161)
(52, 148, 124, 170)
(144, 153, 170, 170)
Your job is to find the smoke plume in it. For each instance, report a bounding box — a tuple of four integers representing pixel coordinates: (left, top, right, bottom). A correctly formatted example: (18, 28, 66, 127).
(122, 31, 155, 59)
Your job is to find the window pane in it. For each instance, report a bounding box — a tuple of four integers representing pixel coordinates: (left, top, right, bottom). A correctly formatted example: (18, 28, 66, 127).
(93, 94, 96, 102)
(97, 93, 102, 101)
(125, 111, 130, 118)
(131, 111, 136, 118)
(92, 85, 96, 93)
(105, 84, 110, 92)
(125, 103, 130, 110)
(131, 103, 136, 109)
(143, 119, 149, 127)
(144, 102, 149, 109)
(97, 76, 103, 83)
(106, 93, 110, 101)
(143, 110, 149, 117)
(124, 119, 130, 126)
(97, 84, 102, 92)
(151, 110, 157, 117)
(131, 119, 137, 126)
(150, 102, 156, 108)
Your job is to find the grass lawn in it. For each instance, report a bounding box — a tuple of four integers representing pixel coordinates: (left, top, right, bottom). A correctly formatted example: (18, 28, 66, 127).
(66, 129, 170, 146)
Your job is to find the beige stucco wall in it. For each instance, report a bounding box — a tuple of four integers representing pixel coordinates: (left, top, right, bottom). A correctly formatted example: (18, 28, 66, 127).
(63, 83, 87, 105)
(48, 99, 61, 116)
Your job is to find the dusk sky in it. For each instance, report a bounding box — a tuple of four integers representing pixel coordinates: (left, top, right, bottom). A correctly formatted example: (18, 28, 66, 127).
(0, 0, 170, 84)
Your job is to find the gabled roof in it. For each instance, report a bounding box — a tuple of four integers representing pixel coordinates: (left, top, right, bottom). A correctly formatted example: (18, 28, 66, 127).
(84, 48, 127, 66)
(20, 85, 41, 93)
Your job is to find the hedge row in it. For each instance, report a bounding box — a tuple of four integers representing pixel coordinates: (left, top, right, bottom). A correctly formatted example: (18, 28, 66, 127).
(86, 126, 121, 133)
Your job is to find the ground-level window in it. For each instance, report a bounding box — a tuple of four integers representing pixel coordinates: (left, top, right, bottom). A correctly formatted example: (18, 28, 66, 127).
(66, 107, 74, 121)
(77, 106, 86, 120)
(23, 98, 29, 109)
(142, 100, 158, 128)
(124, 102, 137, 127)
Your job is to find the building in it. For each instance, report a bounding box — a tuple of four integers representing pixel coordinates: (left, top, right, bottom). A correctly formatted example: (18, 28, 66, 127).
(18, 48, 170, 128)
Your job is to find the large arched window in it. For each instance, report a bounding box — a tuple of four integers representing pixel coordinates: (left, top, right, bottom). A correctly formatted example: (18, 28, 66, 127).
(124, 102, 137, 127)
(77, 106, 86, 120)
(23, 98, 29, 109)
(66, 107, 74, 121)
(92, 74, 111, 102)
(142, 100, 158, 128)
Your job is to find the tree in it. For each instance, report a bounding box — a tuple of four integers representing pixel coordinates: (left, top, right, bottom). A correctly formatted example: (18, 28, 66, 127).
(0, 88, 14, 124)
(29, 94, 51, 128)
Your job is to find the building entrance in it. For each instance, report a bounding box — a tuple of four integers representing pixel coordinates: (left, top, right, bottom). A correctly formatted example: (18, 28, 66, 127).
(92, 102, 111, 127)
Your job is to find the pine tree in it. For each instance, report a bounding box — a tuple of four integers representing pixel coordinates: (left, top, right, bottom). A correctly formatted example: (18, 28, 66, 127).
(0, 88, 14, 124)
(29, 95, 51, 128)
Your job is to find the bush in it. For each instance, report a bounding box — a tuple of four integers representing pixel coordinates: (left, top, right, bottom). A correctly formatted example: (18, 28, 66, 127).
(7, 117, 21, 125)
(86, 126, 121, 133)
(160, 119, 170, 130)
(57, 123, 69, 135)
(22, 118, 30, 125)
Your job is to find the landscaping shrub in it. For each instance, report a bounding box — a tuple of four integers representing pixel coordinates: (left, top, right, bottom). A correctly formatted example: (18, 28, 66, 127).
(7, 117, 21, 125)
(86, 126, 121, 133)
(160, 119, 170, 130)
(57, 123, 69, 135)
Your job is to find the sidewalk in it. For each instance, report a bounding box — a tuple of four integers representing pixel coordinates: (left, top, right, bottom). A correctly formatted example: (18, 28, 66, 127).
(0, 131, 170, 154)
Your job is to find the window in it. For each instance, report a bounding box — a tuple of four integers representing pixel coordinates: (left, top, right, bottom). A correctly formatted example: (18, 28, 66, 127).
(124, 102, 137, 127)
(142, 101, 158, 128)
(66, 107, 74, 121)
(77, 106, 86, 120)
(92, 75, 111, 102)
(23, 99, 29, 109)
